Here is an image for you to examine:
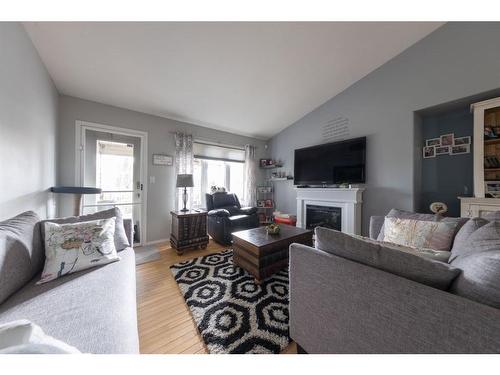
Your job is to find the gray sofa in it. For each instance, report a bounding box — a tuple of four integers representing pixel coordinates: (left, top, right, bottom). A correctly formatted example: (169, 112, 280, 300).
(289, 209, 500, 353)
(0, 211, 139, 354)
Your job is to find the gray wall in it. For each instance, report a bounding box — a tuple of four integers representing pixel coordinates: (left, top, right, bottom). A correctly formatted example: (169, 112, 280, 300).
(270, 22, 500, 235)
(0, 23, 58, 221)
(419, 107, 473, 217)
(58, 95, 269, 243)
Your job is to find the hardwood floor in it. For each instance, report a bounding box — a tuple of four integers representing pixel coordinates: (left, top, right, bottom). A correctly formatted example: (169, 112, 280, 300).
(136, 239, 297, 354)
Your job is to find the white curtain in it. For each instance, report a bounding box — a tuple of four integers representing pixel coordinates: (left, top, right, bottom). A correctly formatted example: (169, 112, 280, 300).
(243, 144, 257, 207)
(174, 132, 193, 211)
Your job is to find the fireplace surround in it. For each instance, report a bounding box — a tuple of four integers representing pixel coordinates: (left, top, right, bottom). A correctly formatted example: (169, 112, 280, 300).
(295, 187, 364, 235)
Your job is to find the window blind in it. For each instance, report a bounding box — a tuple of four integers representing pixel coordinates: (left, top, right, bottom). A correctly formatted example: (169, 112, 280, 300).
(193, 141, 245, 163)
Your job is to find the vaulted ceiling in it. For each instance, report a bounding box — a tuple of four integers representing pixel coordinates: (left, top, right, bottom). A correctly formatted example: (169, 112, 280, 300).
(24, 22, 443, 139)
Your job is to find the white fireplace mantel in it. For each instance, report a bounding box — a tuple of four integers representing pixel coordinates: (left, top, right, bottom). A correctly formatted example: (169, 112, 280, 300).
(295, 187, 365, 235)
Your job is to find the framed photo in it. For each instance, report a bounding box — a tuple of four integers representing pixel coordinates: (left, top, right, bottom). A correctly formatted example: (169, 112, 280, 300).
(264, 199, 273, 207)
(423, 146, 435, 158)
(440, 133, 454, 146)
(258, 213, 266, 222)
(450, 144, 470, 155)
(435, 146, 450, 156)
(454, 136, 471, 145)
(426, 138, 441, 147)
(257, 200, 266, 208)
(152, 154, 173, 166)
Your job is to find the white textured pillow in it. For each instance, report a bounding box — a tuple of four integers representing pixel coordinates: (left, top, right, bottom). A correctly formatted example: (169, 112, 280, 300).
(39, 218, 119, 284)
(383, 217, 458, 251)
(0, 320, 80, 354)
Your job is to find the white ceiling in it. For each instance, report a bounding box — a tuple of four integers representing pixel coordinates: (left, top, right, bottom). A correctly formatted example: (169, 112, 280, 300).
(24, 22, 443, 139)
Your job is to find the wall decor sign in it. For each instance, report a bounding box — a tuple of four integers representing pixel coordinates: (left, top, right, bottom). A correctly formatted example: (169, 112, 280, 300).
(152, 154, 173, 166)
(423, 133, 470, 159)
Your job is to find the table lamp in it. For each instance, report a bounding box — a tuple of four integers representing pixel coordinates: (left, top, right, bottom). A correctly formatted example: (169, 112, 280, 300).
(176, 174, 194, 212)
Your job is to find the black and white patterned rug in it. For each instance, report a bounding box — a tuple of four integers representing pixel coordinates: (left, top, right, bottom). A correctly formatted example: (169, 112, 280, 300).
(170, 249, 290, 354)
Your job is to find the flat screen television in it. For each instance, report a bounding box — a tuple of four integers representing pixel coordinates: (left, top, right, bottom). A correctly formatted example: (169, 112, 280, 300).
(294, 137, 366, 185)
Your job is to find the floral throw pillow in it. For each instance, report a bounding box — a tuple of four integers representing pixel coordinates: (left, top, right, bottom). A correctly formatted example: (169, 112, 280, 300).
(383, 217, 458, 252)
(39, 218, 119, 284)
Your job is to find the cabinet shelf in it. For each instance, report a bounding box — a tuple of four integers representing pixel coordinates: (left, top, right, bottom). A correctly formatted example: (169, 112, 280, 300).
(485, 168, 500, 172)
(484, 138, 500, 145)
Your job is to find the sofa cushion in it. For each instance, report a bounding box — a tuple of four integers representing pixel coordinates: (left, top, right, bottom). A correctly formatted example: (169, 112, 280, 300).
(0, 247, 139, 353)
(449, 221, 500, 308)
(39, 219, 120, 284)
(0, 211, 44, 305)
(315, 227, 460, 290)
(376, 209, 439, 241)
(41, 207, 130, 251)
(383, 217, 459, 251)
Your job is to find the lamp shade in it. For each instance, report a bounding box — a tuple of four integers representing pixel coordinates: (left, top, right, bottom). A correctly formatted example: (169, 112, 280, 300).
(176, 174, 194, 188)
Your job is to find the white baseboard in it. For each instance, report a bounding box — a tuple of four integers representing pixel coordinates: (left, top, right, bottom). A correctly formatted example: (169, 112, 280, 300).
(143, 238, 170, 246)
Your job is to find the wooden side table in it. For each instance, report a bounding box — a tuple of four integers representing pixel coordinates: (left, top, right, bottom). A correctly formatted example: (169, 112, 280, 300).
(170, 210, 209, 255)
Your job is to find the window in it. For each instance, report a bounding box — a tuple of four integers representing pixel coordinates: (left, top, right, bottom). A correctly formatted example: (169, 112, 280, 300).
(191, 142, 245, 208)
(94, 140, 135, 218)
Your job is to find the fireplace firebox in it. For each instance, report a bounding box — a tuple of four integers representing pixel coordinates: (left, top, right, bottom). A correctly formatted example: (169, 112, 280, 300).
(306, 205, 342, 231)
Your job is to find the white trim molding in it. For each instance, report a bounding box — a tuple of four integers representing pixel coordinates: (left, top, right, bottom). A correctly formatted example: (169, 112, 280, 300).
(295, 187, 365, 235)
(75, 120, 149, 245)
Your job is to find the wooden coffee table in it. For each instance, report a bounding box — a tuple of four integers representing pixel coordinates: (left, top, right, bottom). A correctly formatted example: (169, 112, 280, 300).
(232, 224, 313, 283)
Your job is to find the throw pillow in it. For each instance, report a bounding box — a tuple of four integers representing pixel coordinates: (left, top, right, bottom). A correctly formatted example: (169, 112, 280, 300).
(41, 207, 130, 251)
(383, 217, 459, 251)
(376, 208, 439, 241)
(39, 218, 119, 284)
(449, 221, 500, 308)
(0, 211, 45, 305)
(315, 227, 460, 290)
(0, 320, 80, 354)
(449, 217, 489, 262)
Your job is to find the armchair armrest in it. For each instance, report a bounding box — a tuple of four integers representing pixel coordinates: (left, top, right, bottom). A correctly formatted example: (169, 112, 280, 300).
(208, 209, 231, 217)
(239, 206, 257, 215)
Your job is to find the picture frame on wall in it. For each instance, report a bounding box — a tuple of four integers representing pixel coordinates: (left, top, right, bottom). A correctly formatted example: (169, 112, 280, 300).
(435, 146, 450, 156)
(454, 136, 471, 145)
(426, 138, 441, 147)
(152, 154, 173, 166)
(423, 146, 435, 158)
(451, 144, 470, 155)
(440, 133, 454, 146)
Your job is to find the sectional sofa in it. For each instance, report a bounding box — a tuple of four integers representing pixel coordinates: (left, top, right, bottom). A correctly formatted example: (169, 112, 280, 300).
(0, 210, 139, 353)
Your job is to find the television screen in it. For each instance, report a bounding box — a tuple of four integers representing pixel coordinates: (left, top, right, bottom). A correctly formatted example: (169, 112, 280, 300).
(294, 137, 366, 185)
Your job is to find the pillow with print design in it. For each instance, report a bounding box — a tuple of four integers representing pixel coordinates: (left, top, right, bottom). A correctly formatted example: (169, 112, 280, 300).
(39, 218, 120, 284)
(383, 216, 459, 252)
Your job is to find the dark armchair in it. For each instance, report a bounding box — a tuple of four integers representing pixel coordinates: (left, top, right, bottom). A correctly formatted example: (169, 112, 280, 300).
(205, 192, 259, 245)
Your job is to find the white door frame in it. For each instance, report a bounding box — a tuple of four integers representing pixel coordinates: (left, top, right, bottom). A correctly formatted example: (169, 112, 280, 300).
(75, 120, 148, 246)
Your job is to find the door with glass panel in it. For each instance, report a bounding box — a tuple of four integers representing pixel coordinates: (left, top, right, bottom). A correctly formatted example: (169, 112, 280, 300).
(81, 129, 144, 246)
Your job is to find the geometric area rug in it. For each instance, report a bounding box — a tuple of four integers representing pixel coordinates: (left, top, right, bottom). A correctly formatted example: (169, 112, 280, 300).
(170, 249, 290, 354)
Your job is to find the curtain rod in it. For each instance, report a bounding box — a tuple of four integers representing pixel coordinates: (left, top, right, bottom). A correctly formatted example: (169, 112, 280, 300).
(169, 131, 257, 150)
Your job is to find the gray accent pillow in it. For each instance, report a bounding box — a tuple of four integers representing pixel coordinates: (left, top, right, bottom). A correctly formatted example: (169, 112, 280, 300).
(449, 217, 489, 262)
(41, 208, 130, 251)
(449, 221, 500, 308)
(0, 211, 44, 304)
(316, 227, 461, 290)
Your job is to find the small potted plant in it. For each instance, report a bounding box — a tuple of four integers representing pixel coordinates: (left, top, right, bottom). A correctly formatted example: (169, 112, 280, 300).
(266, 223, 280, 235)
